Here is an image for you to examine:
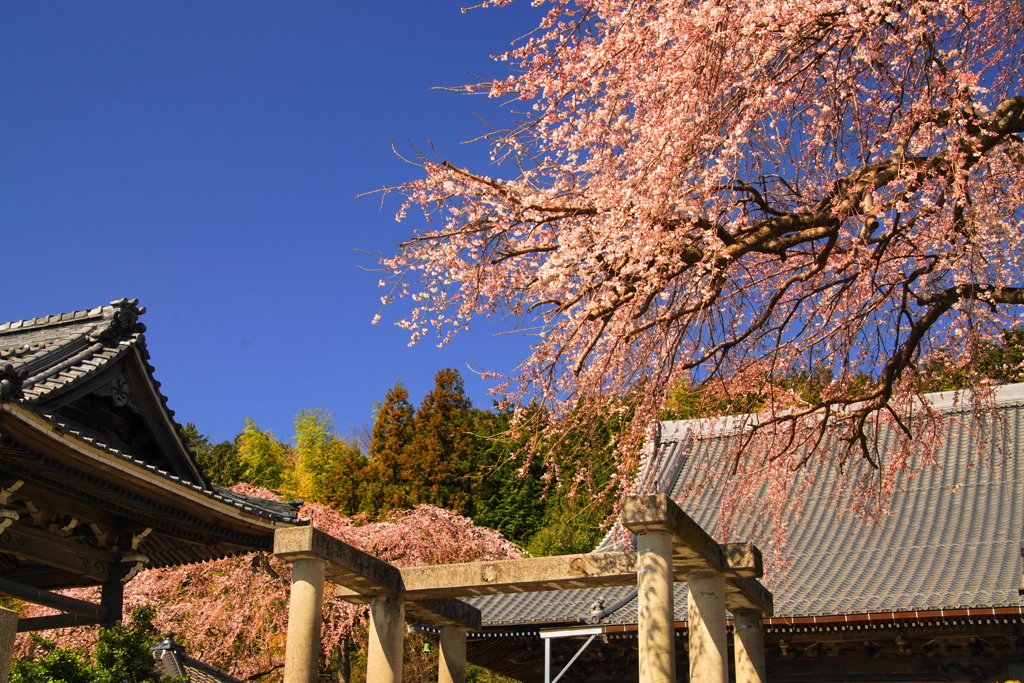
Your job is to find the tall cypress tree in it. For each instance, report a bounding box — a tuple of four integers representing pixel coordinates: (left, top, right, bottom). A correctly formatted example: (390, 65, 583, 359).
(468, 407, 550, 546)
(406, 368, 476, 511)
(362, 381, 415, 513)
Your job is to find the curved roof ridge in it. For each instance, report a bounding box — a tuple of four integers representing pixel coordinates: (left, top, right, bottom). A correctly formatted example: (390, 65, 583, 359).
(0, 305, 107, 335)
(658, 381, 1024, 438)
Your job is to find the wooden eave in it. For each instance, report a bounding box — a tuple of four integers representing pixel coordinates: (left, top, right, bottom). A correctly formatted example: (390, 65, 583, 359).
(0, 402, 286, 547)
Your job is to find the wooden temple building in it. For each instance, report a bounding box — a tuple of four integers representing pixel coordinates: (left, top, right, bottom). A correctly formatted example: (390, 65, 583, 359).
(0, 299, 301, 675)
(457, 384, 1024, 682)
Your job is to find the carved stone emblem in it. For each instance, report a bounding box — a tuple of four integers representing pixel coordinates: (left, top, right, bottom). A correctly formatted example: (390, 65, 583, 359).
(95, 376, 141, 414)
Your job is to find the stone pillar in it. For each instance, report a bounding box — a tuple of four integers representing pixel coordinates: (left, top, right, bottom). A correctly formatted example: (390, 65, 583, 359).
(283, 557, 326, 683)
(367, 594, 405, 683)
(637, 529, 675, 683)
(687, 572, 728, 683)
(438, 624, 468, 683)
(733, 609, 766, 683)
(0, 607, 17, 683)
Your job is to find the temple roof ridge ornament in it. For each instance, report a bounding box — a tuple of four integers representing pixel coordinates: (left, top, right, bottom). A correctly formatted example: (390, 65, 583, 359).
(92, 298, 147, 345)
(0, 363, 26, 402)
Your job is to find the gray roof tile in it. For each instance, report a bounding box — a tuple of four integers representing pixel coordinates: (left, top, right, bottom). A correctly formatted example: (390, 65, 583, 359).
(477, 384, 1024, 627)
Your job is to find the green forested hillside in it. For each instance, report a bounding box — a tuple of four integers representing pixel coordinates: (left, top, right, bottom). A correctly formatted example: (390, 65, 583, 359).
(184, 367, 620, 556)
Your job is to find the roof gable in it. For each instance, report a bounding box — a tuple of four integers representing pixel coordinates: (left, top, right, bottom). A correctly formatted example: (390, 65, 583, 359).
(1, 299, 204, 484)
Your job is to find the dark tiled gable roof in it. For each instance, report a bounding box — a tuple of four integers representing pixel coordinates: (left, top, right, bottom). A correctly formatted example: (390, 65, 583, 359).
(152, 636, 246, 683)
(0, 299, 298, 527)
(0, 300, 147, 405)
(470, 384, 1024, 627)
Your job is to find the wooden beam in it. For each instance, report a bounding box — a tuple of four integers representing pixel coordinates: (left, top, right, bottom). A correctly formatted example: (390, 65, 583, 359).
(0, 576, 107, 619)
(17, 614, 102, 632)
(5, 480, 121, 531)
(0, 523, 115, 582)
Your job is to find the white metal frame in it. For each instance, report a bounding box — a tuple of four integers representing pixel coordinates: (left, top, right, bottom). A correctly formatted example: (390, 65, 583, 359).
(540, 626, 606, 683)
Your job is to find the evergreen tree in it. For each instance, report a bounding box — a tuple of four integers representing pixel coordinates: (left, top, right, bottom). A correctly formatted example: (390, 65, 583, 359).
(181, 423, 244, 487)
(524, 405, 624, 556)
(468, 410, 550, 547)
(362, 382, 415, 513)
(203, 440, 245, 487)
(406, 368, 476, 511)
(315, 438, 368, 515)
(179, 423, 210, 461)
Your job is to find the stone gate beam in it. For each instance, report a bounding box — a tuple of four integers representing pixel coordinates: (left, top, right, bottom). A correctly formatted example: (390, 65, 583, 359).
(622, 495, 773, 616)
(276, 526, 405, 683)
(275, 526, 480, 683)
(623, 495, 772, 683)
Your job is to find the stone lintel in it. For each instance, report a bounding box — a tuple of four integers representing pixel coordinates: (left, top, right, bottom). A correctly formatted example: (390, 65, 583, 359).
(275, 527, 482, 629)
(722, 543, 763, 579)
(274, 526, 402, 595)
(340, 593, 482, 630)
(338, 552, 639, 600)
(724, 576, 774, 616)
(670, 544, 762, 581)
(405, 598, 481, 630)
(336, 552, 637, 601)
(623, 494, 729, 574)
(625, 496, 763, 578)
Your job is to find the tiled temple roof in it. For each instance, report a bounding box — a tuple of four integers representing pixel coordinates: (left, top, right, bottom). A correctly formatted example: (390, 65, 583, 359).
(151, 636, 246, 683)
(0, 299, 299, 529)
(471, 384, 1024, 627)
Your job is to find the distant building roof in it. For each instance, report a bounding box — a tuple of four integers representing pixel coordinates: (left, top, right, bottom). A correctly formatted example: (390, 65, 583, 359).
(470, 383, 1024, 626)
(151, 636, 246, 683)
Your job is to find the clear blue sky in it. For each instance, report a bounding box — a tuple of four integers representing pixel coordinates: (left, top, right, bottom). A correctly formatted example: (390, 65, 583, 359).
(1, 1, 545, 443)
